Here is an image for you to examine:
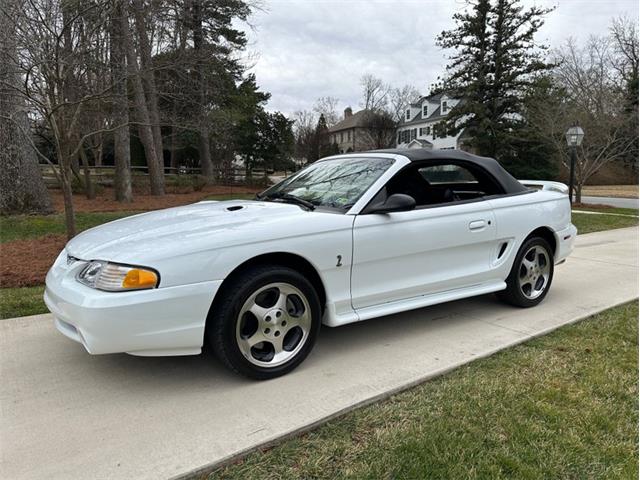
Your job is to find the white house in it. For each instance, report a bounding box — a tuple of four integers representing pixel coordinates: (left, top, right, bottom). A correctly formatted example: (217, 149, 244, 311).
(396, 92, 468, 150)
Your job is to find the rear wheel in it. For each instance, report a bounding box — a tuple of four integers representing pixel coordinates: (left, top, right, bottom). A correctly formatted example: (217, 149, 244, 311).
(498, 236, 554, 308)
(207, 265, 321, 380)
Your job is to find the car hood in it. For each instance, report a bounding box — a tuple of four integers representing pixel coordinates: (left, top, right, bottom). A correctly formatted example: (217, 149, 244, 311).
(65, 200, 313, 263)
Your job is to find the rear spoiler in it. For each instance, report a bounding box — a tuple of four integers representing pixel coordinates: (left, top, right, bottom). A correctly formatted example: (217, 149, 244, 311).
(518, 180, 569, 195)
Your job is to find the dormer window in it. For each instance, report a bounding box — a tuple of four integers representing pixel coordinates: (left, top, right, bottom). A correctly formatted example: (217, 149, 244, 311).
(423, 105, 428, 117)
(442, 101, 448, 113)
(406, 109, 411, 120)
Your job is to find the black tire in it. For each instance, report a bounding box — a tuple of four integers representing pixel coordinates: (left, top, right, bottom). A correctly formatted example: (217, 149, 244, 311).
(497, 236, 554, 308)
(207, 264, 321, 380)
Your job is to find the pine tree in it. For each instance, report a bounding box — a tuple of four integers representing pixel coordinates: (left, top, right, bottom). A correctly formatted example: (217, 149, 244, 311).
(315, 114, 333, 159)
(437, 0, 553, 162)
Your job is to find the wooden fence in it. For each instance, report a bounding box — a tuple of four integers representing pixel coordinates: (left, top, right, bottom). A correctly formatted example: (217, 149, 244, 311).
(39, 164, 278, 188)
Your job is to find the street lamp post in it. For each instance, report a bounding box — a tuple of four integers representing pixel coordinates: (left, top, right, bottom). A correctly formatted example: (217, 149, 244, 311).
(565, 125, 584, 204)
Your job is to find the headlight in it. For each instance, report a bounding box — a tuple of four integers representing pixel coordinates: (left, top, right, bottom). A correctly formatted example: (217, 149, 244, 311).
(77, 261, 159, 291)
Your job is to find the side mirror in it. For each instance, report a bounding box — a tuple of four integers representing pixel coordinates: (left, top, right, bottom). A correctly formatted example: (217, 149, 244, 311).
(369, 193, 416, 214)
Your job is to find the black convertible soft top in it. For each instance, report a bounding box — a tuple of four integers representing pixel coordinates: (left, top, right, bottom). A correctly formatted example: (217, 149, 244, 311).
(367, 148, 528, 194)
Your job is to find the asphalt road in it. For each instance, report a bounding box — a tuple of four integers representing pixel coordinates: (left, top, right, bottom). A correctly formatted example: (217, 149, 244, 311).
(1, 227, 638, 480)
(580, 195, 638, 209)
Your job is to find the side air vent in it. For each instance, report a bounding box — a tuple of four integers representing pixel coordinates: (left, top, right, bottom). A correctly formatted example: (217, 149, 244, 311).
(497, 242, 508, 259)
(226, 205, 244, 212)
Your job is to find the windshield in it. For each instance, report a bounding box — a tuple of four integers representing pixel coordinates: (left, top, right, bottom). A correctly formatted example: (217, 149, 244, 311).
(259, 157, 394, 211)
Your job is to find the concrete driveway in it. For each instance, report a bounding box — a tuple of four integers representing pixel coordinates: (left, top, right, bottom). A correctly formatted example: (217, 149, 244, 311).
(1, 227, 638, 480)
(580, 195, 638, 209)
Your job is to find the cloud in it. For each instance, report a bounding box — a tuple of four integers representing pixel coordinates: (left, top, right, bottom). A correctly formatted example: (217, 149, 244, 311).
(239, 0, 638, 116)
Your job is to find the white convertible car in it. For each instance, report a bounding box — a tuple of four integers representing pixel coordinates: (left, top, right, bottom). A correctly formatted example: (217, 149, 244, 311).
(45, 149, 576, 379)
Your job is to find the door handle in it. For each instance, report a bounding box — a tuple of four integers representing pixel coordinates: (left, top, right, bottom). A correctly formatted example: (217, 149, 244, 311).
(469, 220, 486, 230)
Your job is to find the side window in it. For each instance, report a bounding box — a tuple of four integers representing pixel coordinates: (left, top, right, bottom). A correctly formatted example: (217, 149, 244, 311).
(385, 163, 503, 208)
(419, 165, 476, 184)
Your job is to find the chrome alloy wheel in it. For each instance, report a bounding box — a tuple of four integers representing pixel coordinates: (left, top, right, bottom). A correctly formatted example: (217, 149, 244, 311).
(518, 245, 551, 300)
(235, 282, 312, 367)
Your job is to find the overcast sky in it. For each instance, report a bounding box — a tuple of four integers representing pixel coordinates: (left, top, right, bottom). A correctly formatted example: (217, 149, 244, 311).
(238, 0, 639, 117)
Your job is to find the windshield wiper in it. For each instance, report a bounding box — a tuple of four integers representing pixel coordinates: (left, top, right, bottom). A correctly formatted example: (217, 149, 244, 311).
(261, 192, 315, 211)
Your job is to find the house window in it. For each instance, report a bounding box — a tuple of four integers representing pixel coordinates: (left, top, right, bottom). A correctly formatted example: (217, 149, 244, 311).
(340, 132, 344, 142)
(419, 128, 422, 136)
(426, 126, 431, 135)
(406, 109, 411, 120)
(397, 132, 402, 144)
(347, 130, 351, 141)
(411, 129, 417, 140)
(423, 105, 428, 117)
(442, 101, 448, 113)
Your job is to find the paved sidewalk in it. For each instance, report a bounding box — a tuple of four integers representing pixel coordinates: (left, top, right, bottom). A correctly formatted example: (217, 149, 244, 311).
(1, 227, 638, 480)
(580, 195, 639, 209)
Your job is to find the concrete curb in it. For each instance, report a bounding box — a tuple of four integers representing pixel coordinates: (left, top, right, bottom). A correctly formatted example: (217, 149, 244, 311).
(572, 210, 638, 218)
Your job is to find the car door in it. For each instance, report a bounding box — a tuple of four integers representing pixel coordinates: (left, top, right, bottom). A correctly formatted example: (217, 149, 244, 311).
(350, 163, 499, 310)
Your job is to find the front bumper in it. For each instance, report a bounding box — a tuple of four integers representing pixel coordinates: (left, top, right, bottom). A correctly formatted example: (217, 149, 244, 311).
(44, 253, 222, 356)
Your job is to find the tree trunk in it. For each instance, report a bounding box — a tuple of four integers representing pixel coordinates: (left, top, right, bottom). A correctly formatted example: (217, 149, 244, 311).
(91, 135, 103, 167)
(192, 0, 214, 180)
(79, 145, 96, 199)
(0, 0, 52, 214)
(132, 0, 164, 173)
(59, 151, 77, 239)
(575, 183, 582, 204)
(120, 9, 164, 195)
(170, 125, 178, 170)
(110, 0, 133, 202)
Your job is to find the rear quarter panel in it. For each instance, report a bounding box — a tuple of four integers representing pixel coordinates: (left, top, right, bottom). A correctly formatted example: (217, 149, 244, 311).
(486, 190, 573, 279)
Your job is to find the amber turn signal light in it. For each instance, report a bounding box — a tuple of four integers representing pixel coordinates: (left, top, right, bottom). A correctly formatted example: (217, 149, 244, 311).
(122, 269, 158, 289)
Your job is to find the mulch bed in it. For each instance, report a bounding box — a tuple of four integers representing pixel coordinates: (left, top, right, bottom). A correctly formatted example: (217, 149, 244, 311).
(1, 235, 66, 288)
(50, 185, 261, 213)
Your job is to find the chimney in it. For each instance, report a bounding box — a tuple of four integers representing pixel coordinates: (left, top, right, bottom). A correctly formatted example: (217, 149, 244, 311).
(344, 107, 352, 119)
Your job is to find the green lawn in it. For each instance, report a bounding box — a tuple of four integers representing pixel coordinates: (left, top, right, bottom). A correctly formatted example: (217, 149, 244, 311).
(0, 211, 141, 243)
(572, 211, 638, 234)
(0, 286, 46, 319)
(573, 206, 638, 216)
(209, 301, 639, 480)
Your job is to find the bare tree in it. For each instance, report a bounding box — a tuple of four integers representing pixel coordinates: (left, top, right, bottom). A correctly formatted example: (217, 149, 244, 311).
(110, 0, 133, 202)
(133, 0, 165, 174)
(360, 74, 389, 112)
(610, 16, 639, 87)
(312, 96, 340, 127)
(191, 0, 214, 180)
(610, 16, 638, 168)
(541, 36, 638, 202)
(292, 109, 318, 163)
(359, 111, 396, 150)
(388, 85, 421, 123)
(121, 9, 165, 195)
(0, 0, 120, 236)
(0, 0, 52, 214)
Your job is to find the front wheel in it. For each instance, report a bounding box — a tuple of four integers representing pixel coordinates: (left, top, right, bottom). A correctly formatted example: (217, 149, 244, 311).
(207, 265, 321, 380)
(498, 236, 554, 308)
